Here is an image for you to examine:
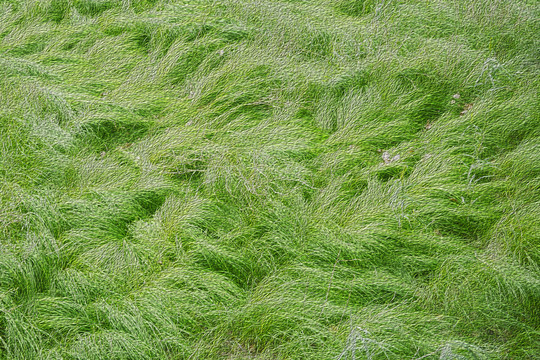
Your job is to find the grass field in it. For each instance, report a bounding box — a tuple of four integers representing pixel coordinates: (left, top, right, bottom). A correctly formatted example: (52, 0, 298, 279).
(0, 0, 539, 358)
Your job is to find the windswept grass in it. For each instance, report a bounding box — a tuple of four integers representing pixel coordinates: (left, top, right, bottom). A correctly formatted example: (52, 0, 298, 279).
(0, 0, 539, 358)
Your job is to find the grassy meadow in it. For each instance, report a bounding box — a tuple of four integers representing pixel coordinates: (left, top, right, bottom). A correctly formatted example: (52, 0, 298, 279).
(0, 0, 539, 358)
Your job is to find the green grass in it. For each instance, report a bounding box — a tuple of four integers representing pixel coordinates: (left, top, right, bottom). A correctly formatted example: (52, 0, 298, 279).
(0, 0, 539, 358)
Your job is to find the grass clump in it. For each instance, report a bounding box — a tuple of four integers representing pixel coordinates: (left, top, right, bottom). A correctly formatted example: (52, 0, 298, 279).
(0, 0, 538, 359)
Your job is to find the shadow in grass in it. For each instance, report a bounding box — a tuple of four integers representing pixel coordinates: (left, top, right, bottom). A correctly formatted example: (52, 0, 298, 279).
(73, 0, 115, 17)
(335, 0, 377, 17)
(75, 118, 151, 153)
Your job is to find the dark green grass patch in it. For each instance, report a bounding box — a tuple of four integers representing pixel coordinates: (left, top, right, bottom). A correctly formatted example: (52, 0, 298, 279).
(335, 0, 377, 17)
(75, 117, 151, 152)
(73, 0, 115, 17)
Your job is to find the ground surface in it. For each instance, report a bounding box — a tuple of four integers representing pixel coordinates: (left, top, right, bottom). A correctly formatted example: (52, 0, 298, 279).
(0, 0, 539, 359)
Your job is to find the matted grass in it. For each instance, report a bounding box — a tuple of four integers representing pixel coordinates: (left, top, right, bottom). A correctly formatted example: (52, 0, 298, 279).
(0, 0, 539, 358)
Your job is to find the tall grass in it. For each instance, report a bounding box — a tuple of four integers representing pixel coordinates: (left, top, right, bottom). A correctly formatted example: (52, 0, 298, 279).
(0, 0, 538, 358)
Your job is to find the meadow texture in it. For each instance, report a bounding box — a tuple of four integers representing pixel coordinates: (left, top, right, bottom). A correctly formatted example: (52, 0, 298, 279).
(0, 0, 539, 358)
